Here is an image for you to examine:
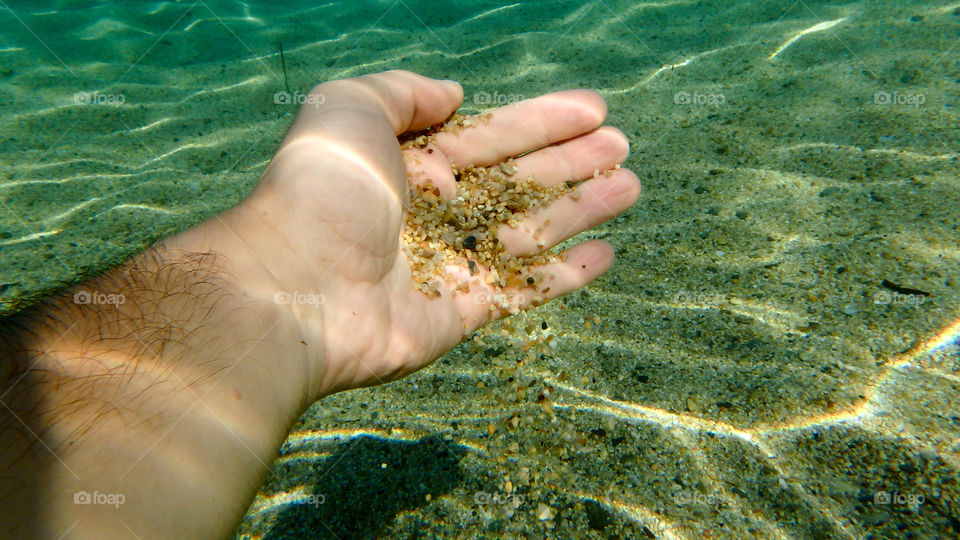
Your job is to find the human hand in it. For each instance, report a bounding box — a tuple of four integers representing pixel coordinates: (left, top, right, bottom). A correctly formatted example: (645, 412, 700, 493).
(184, 70, 640, 399)
(0, 71, 639, 538)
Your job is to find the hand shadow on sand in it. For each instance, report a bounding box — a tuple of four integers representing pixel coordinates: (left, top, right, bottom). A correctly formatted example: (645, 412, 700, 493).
(256, 433, 469, 539)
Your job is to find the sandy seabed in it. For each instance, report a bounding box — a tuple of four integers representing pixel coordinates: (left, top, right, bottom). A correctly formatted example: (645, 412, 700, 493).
(1, 1, 958, 538)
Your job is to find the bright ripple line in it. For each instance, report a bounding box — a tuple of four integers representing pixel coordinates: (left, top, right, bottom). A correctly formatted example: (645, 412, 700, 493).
(283, 427, 486, 454)
(0, 229, 62, 246)
(570, 490, 686, 539)
(547, 380, 756, 443)
(769, 18, 848, 60)
(246, 485, 324, 518)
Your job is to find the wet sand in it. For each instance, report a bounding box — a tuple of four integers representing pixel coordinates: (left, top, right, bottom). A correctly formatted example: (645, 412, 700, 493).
(0, 1, 957, 538)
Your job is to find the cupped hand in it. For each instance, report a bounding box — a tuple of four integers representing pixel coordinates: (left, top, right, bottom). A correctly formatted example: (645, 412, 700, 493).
(220, 70, 640, 398)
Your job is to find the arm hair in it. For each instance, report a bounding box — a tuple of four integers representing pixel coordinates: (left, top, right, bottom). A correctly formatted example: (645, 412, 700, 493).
(0, 245, 234, 469)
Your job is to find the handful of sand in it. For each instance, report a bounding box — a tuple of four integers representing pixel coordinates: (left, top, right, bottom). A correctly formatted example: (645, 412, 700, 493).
(399, 114, 577, 310)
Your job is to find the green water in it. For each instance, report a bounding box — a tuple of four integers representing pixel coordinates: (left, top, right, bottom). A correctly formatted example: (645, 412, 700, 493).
(1, 1, 959, 538)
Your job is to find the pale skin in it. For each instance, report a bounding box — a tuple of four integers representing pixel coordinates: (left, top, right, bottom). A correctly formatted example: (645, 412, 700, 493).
(0, 70, 640, 538)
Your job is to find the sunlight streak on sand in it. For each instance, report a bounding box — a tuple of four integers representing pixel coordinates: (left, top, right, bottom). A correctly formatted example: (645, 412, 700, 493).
(0, 229, 62, 246)
(769, 18, 848, 60)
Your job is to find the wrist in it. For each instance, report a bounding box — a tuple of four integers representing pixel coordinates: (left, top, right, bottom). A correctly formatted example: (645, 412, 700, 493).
(0, 241, 312, 538)
(163, 197, 331, 401)
(165, 193, 338, 400)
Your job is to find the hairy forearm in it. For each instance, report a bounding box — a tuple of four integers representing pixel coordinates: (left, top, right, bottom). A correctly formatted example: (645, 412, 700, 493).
(0, 243, 308, 539)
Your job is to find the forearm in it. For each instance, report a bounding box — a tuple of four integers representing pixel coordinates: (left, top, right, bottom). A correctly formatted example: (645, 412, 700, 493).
(0, 241, 309, 538)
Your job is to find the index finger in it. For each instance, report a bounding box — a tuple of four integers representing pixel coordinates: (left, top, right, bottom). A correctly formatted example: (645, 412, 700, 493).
(281, 70, 465, 144)
(431, 90, 608, 168)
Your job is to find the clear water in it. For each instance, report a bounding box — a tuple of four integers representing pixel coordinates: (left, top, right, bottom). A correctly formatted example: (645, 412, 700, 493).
(1, 1, 958, 538)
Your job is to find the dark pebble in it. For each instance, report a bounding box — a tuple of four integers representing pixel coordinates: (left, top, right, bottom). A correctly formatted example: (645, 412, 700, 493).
(484, 346, 505, 356)
(584, 499, 611, 530)
(462, 235, 477, 250)
(694, 185, 707, 194)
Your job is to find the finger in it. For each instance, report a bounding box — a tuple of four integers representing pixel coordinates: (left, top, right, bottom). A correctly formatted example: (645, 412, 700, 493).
(528, 239, 615, 299)
(511, 127, 629, 187)
(497, 169, 641, 256)
(401, 143, 459, 198)
(431, 90, 607, 168)
(285, 70, 463, 140)
(455, 240, 615, 332)
(401, 125, 627, 203)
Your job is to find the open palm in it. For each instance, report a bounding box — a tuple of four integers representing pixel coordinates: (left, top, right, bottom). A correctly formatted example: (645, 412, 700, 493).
(226, 71, 640, 398)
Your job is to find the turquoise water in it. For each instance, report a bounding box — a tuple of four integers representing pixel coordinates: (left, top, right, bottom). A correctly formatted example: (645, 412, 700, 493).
(2, 1, 959, 538)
